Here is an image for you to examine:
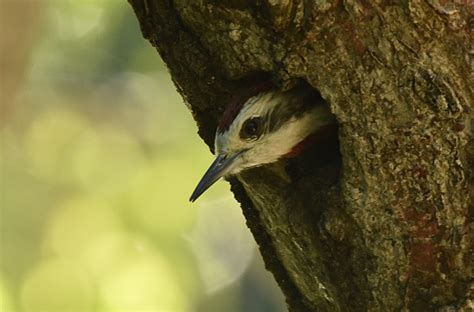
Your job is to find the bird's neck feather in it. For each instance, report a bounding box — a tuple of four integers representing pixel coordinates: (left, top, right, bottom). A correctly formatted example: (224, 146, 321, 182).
(283, 123, 338, 158)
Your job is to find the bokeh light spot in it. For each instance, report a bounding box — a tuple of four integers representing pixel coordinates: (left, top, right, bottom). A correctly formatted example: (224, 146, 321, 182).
(20, 259, 95, 312)
(99, 246, 187, 311)
(46, 197, 123, 259)
(186, 197, 255, 294)
(25, 109, 90, 183)
(123, 158, 201, 236)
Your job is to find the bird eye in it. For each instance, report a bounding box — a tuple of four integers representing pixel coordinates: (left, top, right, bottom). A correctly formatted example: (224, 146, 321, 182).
(240, 117, 262, 140)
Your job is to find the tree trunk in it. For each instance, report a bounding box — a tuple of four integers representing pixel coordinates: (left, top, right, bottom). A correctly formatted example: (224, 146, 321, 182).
(127, 1, 473, 311)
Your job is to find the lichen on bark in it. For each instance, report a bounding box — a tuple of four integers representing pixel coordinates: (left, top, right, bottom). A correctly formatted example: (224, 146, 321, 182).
(128, 1, 473, 311)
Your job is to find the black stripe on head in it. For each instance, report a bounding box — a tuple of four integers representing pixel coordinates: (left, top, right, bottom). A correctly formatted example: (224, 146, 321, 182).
(239, 116, 263, 140)
(266, 86, 324, 133)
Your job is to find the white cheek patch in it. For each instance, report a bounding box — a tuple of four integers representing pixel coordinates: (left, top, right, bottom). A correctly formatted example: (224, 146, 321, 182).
(241, 105, 333, 169)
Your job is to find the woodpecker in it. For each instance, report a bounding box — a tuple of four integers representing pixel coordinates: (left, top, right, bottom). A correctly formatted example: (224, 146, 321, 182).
(190, 82, 337, 202)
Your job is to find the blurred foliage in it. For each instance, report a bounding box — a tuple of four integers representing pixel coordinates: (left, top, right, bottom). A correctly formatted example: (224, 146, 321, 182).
(0, 0, 285, 311)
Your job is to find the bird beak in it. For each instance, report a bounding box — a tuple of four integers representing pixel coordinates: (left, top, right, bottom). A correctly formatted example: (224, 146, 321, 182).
(190, 152, 241, 202)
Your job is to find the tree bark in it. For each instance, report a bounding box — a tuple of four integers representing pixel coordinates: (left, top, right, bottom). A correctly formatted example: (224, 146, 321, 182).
(128, 1, 473, 311)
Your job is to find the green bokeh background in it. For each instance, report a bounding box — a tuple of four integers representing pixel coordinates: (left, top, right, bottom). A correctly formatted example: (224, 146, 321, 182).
(0, 1, 285, 311)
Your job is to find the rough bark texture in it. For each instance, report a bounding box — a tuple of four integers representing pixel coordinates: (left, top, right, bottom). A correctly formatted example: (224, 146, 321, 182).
(128, 1, 473, 311)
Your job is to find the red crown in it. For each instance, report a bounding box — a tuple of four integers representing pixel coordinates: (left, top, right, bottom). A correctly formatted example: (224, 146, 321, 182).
(217, 81, 275, 133)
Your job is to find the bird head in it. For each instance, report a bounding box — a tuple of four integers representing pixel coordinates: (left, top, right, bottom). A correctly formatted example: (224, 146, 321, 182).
(190, 83, 336, 202)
